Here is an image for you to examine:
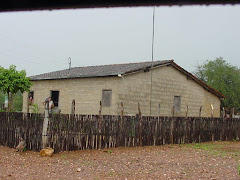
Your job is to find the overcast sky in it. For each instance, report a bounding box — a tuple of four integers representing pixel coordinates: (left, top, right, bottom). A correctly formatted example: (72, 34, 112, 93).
(0, 5, 240, 76)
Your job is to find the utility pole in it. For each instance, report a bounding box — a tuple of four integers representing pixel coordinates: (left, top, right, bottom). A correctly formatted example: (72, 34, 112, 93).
(150, 6, 155, 116)
(68, 57, 71, 70)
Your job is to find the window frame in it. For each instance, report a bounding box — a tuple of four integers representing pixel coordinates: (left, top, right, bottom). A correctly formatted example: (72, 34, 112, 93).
(102, 89, 112, 107)
(28, 91, 34, 105)
(174, 96, 181, 112)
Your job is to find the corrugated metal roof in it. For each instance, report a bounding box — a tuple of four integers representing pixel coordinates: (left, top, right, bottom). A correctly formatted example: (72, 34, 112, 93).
(29, 59, 225, 98)
(30, 60, 173, 80)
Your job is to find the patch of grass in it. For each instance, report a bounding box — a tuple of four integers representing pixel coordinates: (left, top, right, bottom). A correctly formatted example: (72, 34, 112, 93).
(184, 142, 223, 152)
(167, 145, 175, 148)
(102, 150, 113, 154)
(233, 137, 239, 142)
(178, 144, 185, 147)
(182, 168, 193, 178)
(60, 154, 68, 159)
(183, 142, 240, 158)
(191, 143, 223, 151)
(238, 165, 240, 175)
(108, 171, 114, 175)
(64, 160, 70, 164)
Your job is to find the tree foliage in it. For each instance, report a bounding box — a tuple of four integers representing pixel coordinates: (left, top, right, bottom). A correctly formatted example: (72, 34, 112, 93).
(13, 91, 23, 111)
(194, 57, 240, 109)
(0, 91, 23, 111)
(0, 65, 32, 111)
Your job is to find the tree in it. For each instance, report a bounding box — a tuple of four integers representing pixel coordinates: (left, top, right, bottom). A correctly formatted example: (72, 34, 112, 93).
(194, 57, 240, 109)
(13, 91, 23, 111)
(0, 65, 32, 111)
(0, 91, 4, 110)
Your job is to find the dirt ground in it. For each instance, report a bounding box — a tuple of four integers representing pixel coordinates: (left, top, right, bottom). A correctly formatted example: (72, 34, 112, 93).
(0, 141, 239, 180)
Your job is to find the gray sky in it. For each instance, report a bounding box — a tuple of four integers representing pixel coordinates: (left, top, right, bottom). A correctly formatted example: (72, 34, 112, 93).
(0, 5, 240, 76)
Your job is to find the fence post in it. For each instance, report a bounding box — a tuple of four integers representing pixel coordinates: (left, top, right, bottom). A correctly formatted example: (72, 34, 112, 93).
(199, 106, 202, 118)
(232, 108, 235, 118)
(154, 103, 160, 146)
(98, 101, 102, 149)
(222, 107, 225, 119)
(185, 105, 188, 118)
(42, 101, 49, 148)
(138, 103, 143, 146)
(158, 103, 160, 119)
(120, 102, 124, 128)
(170, 106, 175, 144)
(71, 99, 75, 115)
(117, 102, 124, 147)
(172, 106, 175, 117)
(27, 98, 30, 114)
(211, 104, 214, 118)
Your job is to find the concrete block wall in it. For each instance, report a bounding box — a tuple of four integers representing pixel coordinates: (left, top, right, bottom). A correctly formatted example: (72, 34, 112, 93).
(23, 76, 121, 115)
(117, 66, 220, 117)
(23, 65, 221, 117)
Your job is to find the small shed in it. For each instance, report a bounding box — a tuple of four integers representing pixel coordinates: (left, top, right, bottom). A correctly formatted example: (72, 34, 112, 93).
(23, 60, 224, 117)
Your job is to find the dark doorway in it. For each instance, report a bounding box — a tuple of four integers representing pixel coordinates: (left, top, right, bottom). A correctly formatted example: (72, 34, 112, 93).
(51, 91, 59, 107)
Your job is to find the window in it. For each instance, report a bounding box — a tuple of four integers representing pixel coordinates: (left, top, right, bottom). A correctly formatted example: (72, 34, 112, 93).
(102, 90, 112, 107)
(51, 91, 59, 107)
(28, 91, 34, 105)
(174, 96, 181, 112)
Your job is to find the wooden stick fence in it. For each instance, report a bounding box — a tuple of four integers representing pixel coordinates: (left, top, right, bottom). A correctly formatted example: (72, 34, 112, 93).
(0, 112, 240, 153)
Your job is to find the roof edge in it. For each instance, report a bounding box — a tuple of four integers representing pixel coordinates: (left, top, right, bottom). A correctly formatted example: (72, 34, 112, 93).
(171, 62, 225, 99)
(123, 60, 173, 75)
(30, 74, 119, 81)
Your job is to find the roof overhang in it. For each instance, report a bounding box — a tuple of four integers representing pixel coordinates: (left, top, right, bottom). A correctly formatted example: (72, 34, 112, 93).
(30, 74, 119, 81)
(1, 0, 240, 12)
(123, 60, 173, 75)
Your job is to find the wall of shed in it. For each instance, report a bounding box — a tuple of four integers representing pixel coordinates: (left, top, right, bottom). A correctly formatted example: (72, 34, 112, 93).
(117, 66, 220, 117)
(23, 65, 221, 117)
(23, 77, 121, 115)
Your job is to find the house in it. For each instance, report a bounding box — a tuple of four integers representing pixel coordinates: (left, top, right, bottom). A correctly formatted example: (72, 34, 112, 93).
(22, 60, 224, 117)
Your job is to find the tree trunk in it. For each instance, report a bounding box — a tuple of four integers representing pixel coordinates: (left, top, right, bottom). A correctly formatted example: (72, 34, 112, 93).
(7, 92, 10, 112)
(7, 92, 13, 112)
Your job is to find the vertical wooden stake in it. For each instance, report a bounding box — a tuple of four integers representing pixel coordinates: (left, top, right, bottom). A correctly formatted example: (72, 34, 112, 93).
(98, 101, 102, 149)
(211, 104, 214, 118)
(222, 107, 225, 119)
(42, 101, 49, 148)
(99, 101, 102, 116)
(138, 103, 142, 118)
(170, 106, 174, 144)
(211, 104, 214, 142)
(172, 106, 175, 118)
(158, 103, 160, 120)
(71, 99, 75, 115)
(199, 106, 202, 118)
(27, 97, 30, 114)
(232, 108, 235, 118)
(120, 102, 124, 128)
(138, 103, 143, 146)
(185, 105, 188, 118)
(154, 103, 160, 146)
(220, 107, 225, 140)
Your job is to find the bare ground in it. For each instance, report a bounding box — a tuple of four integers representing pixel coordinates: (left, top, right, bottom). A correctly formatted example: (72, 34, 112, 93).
(0, 141, 239, 180)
